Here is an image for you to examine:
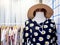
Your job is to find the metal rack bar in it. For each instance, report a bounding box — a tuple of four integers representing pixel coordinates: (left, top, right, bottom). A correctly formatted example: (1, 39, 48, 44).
(39, 0, 42, 3)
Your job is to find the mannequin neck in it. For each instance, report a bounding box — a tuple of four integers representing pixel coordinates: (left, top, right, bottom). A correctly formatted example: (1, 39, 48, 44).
(32, 12, 46, 24)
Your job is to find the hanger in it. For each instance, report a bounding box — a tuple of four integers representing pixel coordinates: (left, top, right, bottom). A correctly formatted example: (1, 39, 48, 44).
(39, 0, 42, 4)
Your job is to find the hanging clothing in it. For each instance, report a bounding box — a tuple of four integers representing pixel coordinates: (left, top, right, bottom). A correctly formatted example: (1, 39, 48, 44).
(1, 29, 7, 45)
(13, 28, 18, 45)
(22, 19, 58, 45)
(8, 28, 14, 45)
(17, 28, 20, 45)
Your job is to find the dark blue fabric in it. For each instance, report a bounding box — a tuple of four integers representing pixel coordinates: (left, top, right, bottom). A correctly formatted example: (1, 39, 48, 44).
(22, 19, 58, 45)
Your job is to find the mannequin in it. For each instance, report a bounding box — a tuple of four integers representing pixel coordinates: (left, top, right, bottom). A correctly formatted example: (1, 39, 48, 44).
(23, 4, 57, 45)
(32, 11, 46, 24)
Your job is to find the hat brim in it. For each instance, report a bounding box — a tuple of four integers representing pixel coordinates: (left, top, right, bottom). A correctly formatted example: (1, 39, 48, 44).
(27, 4, 53, 19)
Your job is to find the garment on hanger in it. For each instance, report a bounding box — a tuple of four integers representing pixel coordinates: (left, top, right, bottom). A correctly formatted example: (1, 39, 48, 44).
(1, 26, 21, 45)
(8, 27, 14, 45)
(22, 19, 57, 45)
(17, 28, 21, 45)
(13, 27, 18, 45)
(1, 28, 7, 45)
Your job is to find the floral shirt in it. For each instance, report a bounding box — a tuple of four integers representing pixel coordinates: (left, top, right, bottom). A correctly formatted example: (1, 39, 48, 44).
(22, 19, 57, 45)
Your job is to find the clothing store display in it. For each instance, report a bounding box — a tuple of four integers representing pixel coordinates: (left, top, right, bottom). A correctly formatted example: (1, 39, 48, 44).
(22, 19, 57, 45)
(13, 28, 18, 45)
(17, 28, 21, 45)
(1, 26, 21, 45)
(27, 4, 53, 19)
(1, 29, 6, 41)
(8, 27, 14, 45)
(1, 28, 7, 45)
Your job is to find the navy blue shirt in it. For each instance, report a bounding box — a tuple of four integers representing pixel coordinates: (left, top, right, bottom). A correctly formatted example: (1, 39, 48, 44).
(22, 19, 57, 45)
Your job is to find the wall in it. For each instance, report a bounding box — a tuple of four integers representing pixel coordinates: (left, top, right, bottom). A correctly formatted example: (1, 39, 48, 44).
(43, 0, 60, 45)
(0, 0, 39, 26)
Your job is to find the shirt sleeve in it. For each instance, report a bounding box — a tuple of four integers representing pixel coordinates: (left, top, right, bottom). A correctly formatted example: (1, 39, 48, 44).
(51, 20, 57, 44)
(22, 20, 30, 45)
(22, 28, 27, 45)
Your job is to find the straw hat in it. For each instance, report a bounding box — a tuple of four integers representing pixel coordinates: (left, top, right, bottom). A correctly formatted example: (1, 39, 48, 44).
(27, 4, 53, 19)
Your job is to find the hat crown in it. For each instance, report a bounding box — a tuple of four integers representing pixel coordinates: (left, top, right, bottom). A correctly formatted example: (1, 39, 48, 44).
(27, 4, 53, 19)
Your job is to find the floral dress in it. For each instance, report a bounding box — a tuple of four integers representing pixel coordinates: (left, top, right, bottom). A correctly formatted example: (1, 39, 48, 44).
(22, 19, 58, 45)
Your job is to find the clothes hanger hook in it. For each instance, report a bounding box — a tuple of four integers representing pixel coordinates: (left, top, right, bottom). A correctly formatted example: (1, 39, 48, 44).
(39, 0, 42, 4)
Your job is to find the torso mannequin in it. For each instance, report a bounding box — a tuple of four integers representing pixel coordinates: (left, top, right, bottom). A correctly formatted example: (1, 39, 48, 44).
(32, 12, 46, 24)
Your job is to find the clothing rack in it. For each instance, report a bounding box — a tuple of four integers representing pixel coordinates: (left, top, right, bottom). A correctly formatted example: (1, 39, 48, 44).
(1, 25, 21, 45)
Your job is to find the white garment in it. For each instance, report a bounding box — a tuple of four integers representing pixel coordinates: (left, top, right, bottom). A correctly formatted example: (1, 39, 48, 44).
(1, 29, 7, 41)
(32, 12, 46, 24)
(9, 28, 13, 36)
(13, 29, 18, 45)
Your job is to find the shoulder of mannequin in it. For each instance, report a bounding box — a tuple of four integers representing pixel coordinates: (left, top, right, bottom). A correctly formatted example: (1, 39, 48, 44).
(25, 19, 32, 22)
